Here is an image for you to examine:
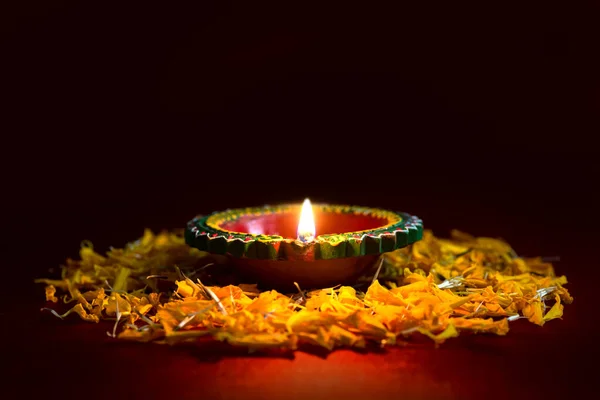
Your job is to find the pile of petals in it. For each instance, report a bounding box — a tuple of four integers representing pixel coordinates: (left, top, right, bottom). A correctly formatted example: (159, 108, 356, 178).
(36, 229, 573, 351)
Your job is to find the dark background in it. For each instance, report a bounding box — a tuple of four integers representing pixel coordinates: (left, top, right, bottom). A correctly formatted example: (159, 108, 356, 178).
(4, 0, 598, 268)
(2, 1, 599, 399)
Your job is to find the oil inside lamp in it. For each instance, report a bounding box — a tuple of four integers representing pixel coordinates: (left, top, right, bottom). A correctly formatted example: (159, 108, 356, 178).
(297, 198, 316, 243)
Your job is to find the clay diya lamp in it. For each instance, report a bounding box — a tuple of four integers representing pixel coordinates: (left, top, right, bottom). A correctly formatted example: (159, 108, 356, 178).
(185, 199, 423, 291)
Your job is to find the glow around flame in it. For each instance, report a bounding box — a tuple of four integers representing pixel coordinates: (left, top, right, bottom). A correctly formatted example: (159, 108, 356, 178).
(297, 198, 316, 243)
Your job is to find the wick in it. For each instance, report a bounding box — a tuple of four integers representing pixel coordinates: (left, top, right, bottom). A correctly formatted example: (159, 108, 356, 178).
(297, 233, 315, 244)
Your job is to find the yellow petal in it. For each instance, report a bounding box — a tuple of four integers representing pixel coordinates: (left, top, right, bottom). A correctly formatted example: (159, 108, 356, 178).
(522, 301, 544, 326)
(418, 323, 459, 344)
(135, 303, 153, 315)
(215, 331, 297, 350)
(112, 267, 131, 292)
(118, 327, 165, 342)
(105, 293, 132, 317)
(175, 280, 195, 298)
(452, 317, 509, 335)
(45, 285, 58, 303)
(364, 280, 407, 306)
(543, 294, 563, 322)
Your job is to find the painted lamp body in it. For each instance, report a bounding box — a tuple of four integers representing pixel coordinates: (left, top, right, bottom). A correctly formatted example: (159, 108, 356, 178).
(185, 204, 423, 290)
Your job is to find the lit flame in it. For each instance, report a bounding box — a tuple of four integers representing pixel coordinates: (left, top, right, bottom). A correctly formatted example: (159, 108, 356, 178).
(297, 198, 316, 243)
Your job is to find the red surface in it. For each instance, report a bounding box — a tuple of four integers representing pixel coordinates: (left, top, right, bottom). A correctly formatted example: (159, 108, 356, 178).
(5, 299, 593, 400)
(221, 208, 390, 238)
(4, 237, 594, 400)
